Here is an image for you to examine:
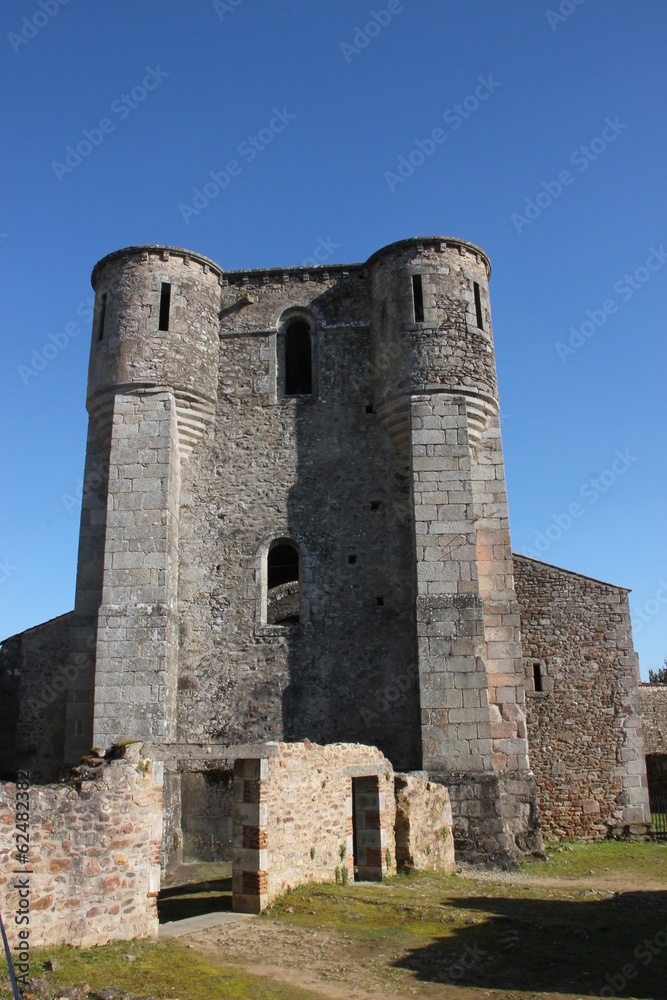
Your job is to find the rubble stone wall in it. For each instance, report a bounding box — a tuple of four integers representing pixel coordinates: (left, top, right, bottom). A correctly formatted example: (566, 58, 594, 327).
(232, 742, 396, 913)
(639, 684, 667, 754)
(0, 744, 162, 950)
(394, 771, 456, 872)
(514, 555, 650, 840)
(639, 684, 667, 798)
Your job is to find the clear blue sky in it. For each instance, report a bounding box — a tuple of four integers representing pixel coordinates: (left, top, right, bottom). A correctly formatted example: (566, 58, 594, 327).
(1, 0, 665, 679)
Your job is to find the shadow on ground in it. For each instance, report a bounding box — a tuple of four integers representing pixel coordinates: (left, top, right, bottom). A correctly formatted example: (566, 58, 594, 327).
(393, 890, 667, 998)
(157, 876, 233, 923)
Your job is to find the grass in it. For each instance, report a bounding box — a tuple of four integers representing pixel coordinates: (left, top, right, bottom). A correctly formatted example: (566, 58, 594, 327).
(262, 844, 667, 996)
(0, 938, 320, 1000)
(2, 842, 666, 999)
(521, 838, 667, 878)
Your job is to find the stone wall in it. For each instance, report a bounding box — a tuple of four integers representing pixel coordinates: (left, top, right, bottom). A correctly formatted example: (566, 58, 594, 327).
(181, 767, 234, 862)
(514, 555, 650, 840)
(0, 743, 162, 950)
(639, 684, 667, 798)
(639, 684, 667, 754)
(394, 772, 455, 872)
(177, 260, 422, 770)
(232, 742, 396, 913)
(0, 613, 74, 782)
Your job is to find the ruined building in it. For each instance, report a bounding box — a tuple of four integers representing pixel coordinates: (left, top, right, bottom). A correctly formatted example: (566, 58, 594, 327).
(1, 236, 655, 870)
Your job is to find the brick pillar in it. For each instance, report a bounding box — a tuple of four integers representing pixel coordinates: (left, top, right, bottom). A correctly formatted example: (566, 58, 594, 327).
(232, 757, 269, 913)
(411, 394, 542, 861)
(92, 389, 181, 748)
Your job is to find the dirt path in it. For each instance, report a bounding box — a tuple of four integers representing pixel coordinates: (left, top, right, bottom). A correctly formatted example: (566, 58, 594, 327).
(455, 863, 667, 894)
(187, 919, 478, 999)
(183, 863, 667, 1000)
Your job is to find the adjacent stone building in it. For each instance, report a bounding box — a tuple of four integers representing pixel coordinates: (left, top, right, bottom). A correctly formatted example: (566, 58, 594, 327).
(1, 235, 656, 874)
(639, 683, 667, 798)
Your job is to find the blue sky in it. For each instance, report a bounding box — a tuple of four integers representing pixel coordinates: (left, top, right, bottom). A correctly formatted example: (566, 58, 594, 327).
(1, 0, 665, 678)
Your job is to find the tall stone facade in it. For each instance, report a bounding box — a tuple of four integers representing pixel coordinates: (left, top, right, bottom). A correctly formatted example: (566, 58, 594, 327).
(1, 235, 655, 866)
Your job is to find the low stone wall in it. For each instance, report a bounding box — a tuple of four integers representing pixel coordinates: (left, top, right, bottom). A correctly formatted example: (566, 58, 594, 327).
(0, 744, 162, 951)
(514, 555, 650, 841)
(232, 741, 396, 913)
(394, 772, 455, 872)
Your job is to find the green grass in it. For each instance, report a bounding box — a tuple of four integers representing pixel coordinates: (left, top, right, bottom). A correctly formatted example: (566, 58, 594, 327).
(3, 843, 666, 999)
(521, 838, 667, 878)
(263, 847, 667, 996)
(0, 938, 320, 1000)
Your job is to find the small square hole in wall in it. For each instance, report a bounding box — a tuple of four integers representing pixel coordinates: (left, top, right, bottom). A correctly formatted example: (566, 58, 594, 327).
(370, 501, 381, 512)
(376, 596, 384, 606)
(365, 404, 374, 414)
(348, 555, 357, 564)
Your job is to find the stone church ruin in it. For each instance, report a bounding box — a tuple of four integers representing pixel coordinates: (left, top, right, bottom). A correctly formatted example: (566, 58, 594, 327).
(1, 235, 659, 946)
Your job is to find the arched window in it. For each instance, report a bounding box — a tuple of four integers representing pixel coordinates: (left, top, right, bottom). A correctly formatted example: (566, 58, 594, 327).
(266, 541, 300, 624)
(284, 320, 312, 395)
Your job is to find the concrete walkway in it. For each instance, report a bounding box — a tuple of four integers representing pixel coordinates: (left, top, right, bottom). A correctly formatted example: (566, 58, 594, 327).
(159, 910, 254, 938)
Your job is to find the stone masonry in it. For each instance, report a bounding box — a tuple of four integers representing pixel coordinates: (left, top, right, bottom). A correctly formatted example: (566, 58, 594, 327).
(514, 555, 651, 840)
(0, 743, 162, 950)
(639, 684, 667, 798)
(0, 234, 655, 873)
(232, 741, 396, 913)
(394, 772, 456, 872)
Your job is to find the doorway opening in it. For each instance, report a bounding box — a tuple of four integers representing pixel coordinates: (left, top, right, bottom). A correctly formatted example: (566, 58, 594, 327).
(351, 776, 384, 881)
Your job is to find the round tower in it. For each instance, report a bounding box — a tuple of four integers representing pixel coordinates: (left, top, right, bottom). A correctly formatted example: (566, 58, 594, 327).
(88, 244, 223, 455)
(367, 236, 497, 457)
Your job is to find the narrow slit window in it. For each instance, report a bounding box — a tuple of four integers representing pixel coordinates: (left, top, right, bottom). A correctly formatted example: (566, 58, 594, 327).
(412, 274, 424, 323)
(96, 292, 107, 342)
(473, 281, 484, 330)
(158, 282, 171, 332)
(533, 662, 543, 692)
(267, 541, 300, 624)
(284, 320, 312, 395)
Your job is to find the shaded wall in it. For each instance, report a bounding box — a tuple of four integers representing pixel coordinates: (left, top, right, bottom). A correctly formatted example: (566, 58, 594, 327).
(0, 613, 74, 782)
